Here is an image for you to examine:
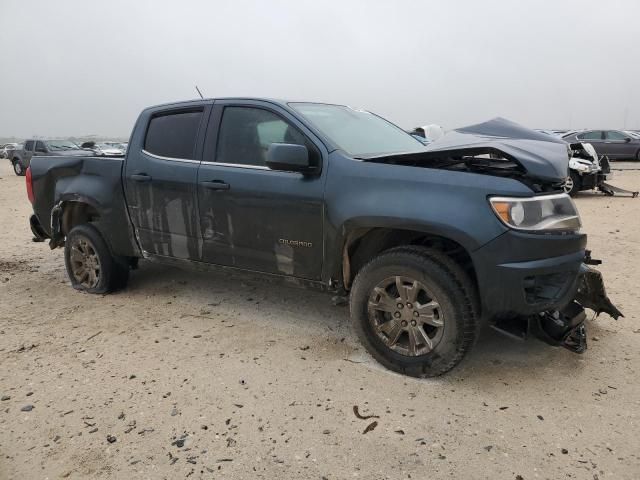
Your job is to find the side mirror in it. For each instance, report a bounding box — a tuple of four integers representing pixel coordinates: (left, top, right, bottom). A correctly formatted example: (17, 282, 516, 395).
(624, 137, 631, 143)
(266, 143, 314, 174)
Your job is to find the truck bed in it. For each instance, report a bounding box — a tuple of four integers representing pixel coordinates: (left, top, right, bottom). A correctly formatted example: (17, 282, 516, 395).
(29, 155, 139, 257)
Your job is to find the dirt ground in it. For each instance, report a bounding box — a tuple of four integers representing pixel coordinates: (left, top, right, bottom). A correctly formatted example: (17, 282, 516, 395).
(0, 161, 638, 480)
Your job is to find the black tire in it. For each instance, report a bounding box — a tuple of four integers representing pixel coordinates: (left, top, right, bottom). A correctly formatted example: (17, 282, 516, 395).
(350, 246, 478, 377)
(64, 224, 129, 294)
(13, 160, 25, 176)
(564, 170, 581, 196)
(635, 149, 640, 161)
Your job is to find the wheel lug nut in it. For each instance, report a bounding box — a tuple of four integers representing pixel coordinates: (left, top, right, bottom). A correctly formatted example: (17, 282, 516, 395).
(397, 303, 403, 309)
(411, 320, 417, 326)
(401, 320, 408, 327)
(413, 311, 419, 317)
(394, 312, 401, 318)
(406, 303, 412, 309)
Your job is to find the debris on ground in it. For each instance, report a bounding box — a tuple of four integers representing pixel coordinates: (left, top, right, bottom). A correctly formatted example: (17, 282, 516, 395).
(362, 421, 378, 434)
(353, 405, 380, 420)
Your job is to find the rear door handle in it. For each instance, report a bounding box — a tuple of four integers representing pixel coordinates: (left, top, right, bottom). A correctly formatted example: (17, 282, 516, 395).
(200, 180, 230, 190)
(131, 173, 152, 183)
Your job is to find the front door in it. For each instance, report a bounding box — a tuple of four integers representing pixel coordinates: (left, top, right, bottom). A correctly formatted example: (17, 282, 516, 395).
(197, 102, 326, 279)
(604, 130, 633, 159)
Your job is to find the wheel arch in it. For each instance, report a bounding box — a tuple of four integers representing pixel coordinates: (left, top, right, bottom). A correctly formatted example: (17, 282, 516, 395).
(50, 196, 103, 248)
(340, 226, 479, 300)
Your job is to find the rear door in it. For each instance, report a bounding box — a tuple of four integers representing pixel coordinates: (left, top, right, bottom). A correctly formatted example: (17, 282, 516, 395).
(123, 106, 209, 259)
(196, 100, 326, 279)
(34, 141, 48, 157)
(604, 130, 634, 159)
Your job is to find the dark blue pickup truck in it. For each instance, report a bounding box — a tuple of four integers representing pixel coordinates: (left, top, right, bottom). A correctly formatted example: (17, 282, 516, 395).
(26, 98, 621, 376)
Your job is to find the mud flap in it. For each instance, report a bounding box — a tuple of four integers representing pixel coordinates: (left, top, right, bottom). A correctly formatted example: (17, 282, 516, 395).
(537, 260, 622, 353)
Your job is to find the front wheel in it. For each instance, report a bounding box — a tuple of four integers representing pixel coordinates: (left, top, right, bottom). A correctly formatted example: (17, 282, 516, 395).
(563, 171, 581, 196)
(13, 160, 25, 176)
(350, 246, 478, 377)
(64, 224, 129, 294)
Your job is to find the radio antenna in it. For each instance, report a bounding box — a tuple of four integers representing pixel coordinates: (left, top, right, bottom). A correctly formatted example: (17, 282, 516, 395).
(195, 85, 204, 99)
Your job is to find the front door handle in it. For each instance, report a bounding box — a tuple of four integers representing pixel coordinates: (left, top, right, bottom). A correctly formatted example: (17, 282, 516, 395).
(200, 180, 230, 191)
(131, 173, 152, 183)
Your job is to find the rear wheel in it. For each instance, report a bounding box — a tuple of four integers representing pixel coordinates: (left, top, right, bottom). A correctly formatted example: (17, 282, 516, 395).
(64, 224, 129, 294)
(350, 246, 478, 377)
(13, 160, 24, 176)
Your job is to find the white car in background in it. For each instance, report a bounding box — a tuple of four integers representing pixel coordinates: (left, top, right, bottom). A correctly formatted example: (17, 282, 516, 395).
(1, 143, 20, 159)
(81, 142, 125, 157)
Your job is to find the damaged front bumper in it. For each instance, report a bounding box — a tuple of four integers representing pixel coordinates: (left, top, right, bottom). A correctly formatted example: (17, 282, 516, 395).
(536, 255, 623, 353)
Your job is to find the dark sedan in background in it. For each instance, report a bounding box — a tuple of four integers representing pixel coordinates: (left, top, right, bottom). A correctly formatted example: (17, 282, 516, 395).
(562, 130, 640, 160)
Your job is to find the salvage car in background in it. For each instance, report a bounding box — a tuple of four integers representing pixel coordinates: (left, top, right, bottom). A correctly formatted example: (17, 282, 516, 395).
(563, 142, 611, 196)
(10, 139, 87, 176)
(80, 141, 125, 157)
(1, 143, 21, 159)
(562, 130, 640, 160)
(25, 100, 621, 377)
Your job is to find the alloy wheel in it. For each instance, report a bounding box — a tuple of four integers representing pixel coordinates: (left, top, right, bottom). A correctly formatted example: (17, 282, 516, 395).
(563, 176, 574, 194)
(69, 237, 102, 289)
(367, 275, 445, 356)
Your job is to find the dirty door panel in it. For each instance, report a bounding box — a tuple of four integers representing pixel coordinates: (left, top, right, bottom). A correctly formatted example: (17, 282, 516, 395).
(124, 108, 205, 259)
(197, 104, 325, 279)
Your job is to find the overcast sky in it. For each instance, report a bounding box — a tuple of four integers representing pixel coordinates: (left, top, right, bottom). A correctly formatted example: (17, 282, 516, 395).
(1, 0, 639, 138)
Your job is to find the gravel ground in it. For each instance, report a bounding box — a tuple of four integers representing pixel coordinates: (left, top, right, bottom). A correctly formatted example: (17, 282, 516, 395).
(0, 160, 638, 480)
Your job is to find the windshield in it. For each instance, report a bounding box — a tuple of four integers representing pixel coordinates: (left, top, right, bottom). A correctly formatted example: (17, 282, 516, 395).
(289, 103, 423, 157)
(46, 140, 80, 151)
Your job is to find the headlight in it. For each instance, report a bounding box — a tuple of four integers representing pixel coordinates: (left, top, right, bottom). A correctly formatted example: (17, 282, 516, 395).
(489, 193, 581, 232)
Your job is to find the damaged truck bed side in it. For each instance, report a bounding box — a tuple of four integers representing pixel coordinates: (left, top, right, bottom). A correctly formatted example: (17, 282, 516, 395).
(26, 101, 621, 377)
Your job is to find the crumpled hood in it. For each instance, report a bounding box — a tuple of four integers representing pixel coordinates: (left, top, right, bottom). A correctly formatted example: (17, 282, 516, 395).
(423, 117, 569, 183)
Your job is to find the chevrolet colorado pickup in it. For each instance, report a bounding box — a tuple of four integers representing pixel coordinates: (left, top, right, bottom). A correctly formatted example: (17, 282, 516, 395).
(26, 98, 622, 377)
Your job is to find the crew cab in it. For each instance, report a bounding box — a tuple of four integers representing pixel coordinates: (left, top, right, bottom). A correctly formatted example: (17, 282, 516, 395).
(26, 98, 621, 377)
(11, 139, 87, 176)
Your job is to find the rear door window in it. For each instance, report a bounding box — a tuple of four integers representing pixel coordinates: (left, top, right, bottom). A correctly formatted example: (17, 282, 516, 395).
(144, 109, 203, 160)
(24, 140, 34, 151)
(35, 141, 47, 152)
(576, 131, 603, 140)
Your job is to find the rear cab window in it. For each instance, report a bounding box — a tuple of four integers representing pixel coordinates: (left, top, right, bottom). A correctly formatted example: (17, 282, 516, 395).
(24, 140, 35, 151)
(144, 109, 204, 160)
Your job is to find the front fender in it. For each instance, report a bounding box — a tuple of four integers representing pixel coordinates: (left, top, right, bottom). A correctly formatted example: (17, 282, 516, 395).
(321, 154, 532, 283)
